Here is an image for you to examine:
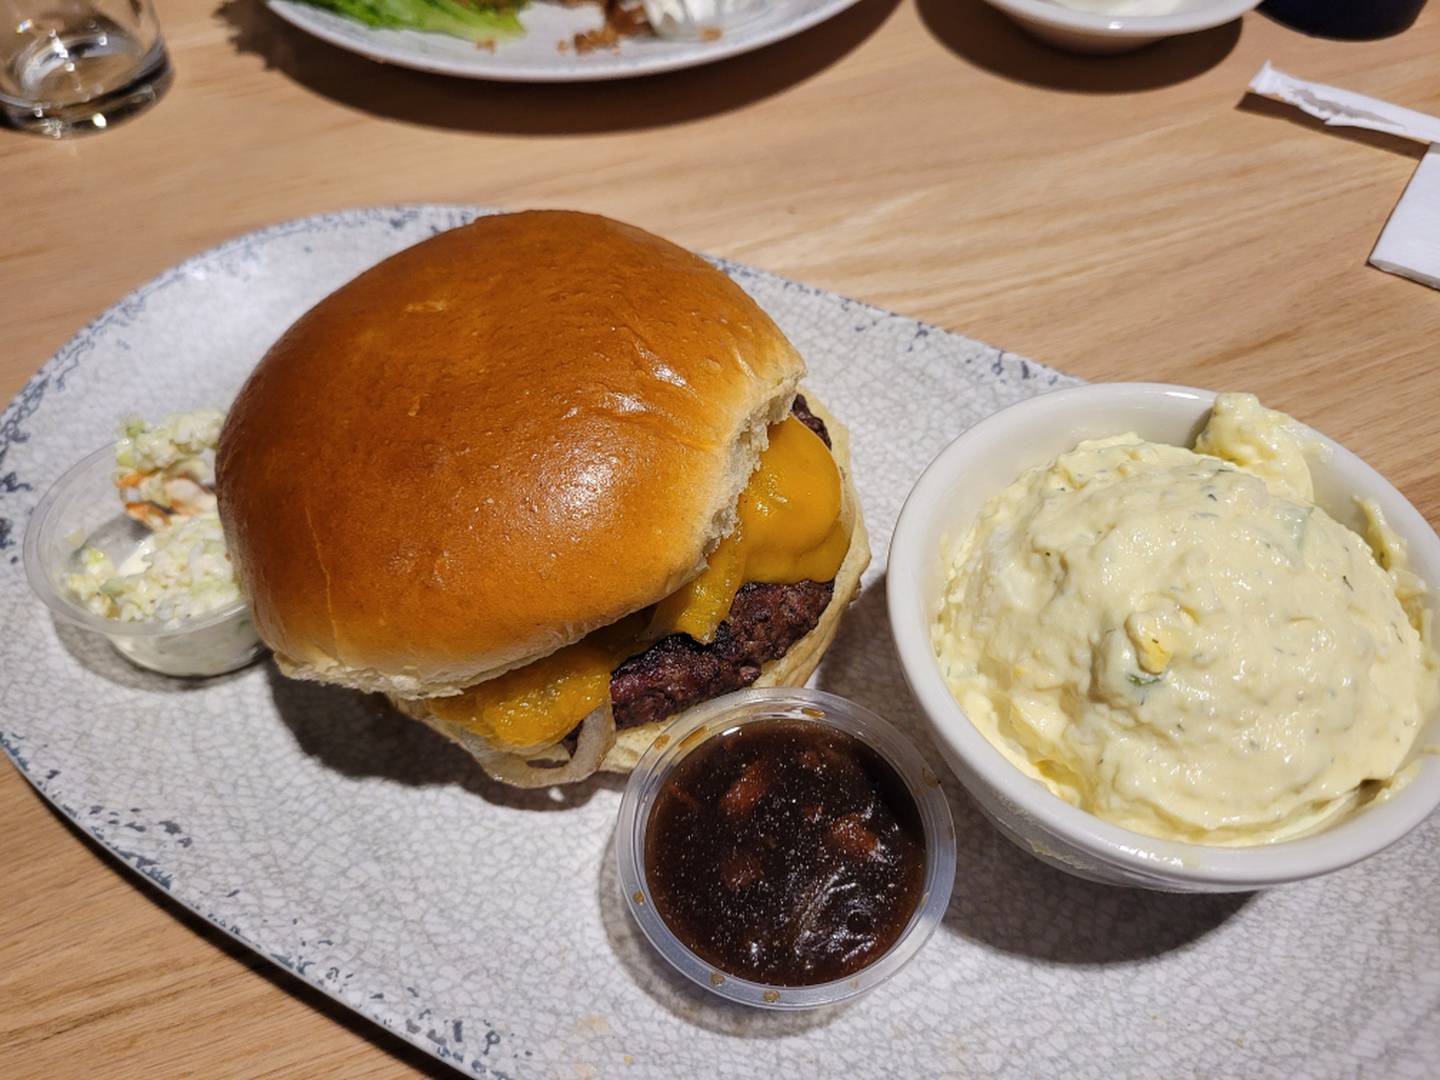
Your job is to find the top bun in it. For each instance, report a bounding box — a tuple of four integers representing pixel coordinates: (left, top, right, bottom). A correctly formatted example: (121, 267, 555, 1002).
(217, 211, 806, 698)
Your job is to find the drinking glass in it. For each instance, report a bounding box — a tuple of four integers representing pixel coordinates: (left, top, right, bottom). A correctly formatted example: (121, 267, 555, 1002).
(0, 0, 171, 137)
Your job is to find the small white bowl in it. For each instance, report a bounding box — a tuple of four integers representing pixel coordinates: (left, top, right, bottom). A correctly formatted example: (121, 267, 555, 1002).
(24, 445, 266, 678)
(980, 0, 1261, 54)
(888, 383, 1440, 892)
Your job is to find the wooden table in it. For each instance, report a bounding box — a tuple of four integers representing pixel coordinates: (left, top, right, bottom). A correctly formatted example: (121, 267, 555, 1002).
(3, 0, 1437, 1073)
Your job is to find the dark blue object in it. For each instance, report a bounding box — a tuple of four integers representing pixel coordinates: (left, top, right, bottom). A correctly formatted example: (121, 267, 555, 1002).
(1261, 0, 1428, 38)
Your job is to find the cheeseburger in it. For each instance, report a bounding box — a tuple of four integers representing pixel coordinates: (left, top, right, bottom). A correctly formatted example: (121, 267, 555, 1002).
(217, 211, 869, 786)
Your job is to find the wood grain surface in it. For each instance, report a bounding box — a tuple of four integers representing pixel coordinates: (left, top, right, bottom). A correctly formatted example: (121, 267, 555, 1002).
(2, 0, 1437, 1074)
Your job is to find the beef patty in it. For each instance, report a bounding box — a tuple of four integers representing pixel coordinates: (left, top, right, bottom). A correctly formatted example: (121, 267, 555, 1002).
(611, 579, 836, 729)
(608, 396, 837, 730)
(789, 393, 831, 449)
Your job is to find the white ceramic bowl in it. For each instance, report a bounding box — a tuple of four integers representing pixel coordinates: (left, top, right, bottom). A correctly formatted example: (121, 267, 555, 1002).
(888, 383, 1440, 892)
(979, 0, 1261, 53)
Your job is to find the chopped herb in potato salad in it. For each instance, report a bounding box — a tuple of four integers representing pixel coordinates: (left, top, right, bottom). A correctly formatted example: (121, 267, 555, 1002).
(65, 409, 241, 625)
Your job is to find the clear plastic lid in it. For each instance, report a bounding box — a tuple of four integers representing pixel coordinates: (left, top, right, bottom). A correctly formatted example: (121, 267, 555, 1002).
(615, 687, 957, 1010)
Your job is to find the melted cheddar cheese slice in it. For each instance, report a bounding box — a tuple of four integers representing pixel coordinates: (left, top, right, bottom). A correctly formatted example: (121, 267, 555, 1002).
(430, 639, 614, 756)
(431, 414, 849, 751)
(648, 416, 849, 643)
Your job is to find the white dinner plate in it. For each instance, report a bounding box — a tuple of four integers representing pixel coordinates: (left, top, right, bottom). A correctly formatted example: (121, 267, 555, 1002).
(266, 0, 861, 81)
(3, 207, 1438, 1077)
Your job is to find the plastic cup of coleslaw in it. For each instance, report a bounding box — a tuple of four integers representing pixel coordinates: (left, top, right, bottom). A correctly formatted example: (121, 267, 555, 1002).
(23, 445, 265, 678)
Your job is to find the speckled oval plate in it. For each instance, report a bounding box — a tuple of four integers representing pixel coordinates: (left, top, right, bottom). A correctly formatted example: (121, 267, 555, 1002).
(266, 0, 861, 82)
(3, 207, 1437, 1078)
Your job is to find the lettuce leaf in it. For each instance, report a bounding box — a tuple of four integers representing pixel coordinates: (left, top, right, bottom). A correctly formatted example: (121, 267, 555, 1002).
(298, 0, 526, 42)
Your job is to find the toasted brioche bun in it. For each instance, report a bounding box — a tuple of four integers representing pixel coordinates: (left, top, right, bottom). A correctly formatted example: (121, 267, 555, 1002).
(217, 211, 806, 699)
(395, 394, 871, 787)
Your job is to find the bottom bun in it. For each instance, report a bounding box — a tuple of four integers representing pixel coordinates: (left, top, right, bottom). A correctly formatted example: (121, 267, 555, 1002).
(392, 394, 871, 787)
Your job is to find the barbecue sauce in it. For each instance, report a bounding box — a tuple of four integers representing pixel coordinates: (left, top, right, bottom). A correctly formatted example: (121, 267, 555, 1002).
(644, 719, 926, 986)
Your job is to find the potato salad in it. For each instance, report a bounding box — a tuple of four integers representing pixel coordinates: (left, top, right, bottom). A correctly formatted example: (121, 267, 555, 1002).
(933, 393, 1436, 845)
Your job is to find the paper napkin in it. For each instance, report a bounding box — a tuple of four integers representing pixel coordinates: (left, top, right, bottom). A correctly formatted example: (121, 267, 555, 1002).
(1249, 62, 1440, 290)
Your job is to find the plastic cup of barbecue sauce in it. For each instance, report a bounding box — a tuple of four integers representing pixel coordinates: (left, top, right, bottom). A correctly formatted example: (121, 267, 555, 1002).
(616, 688, 957, 1009)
